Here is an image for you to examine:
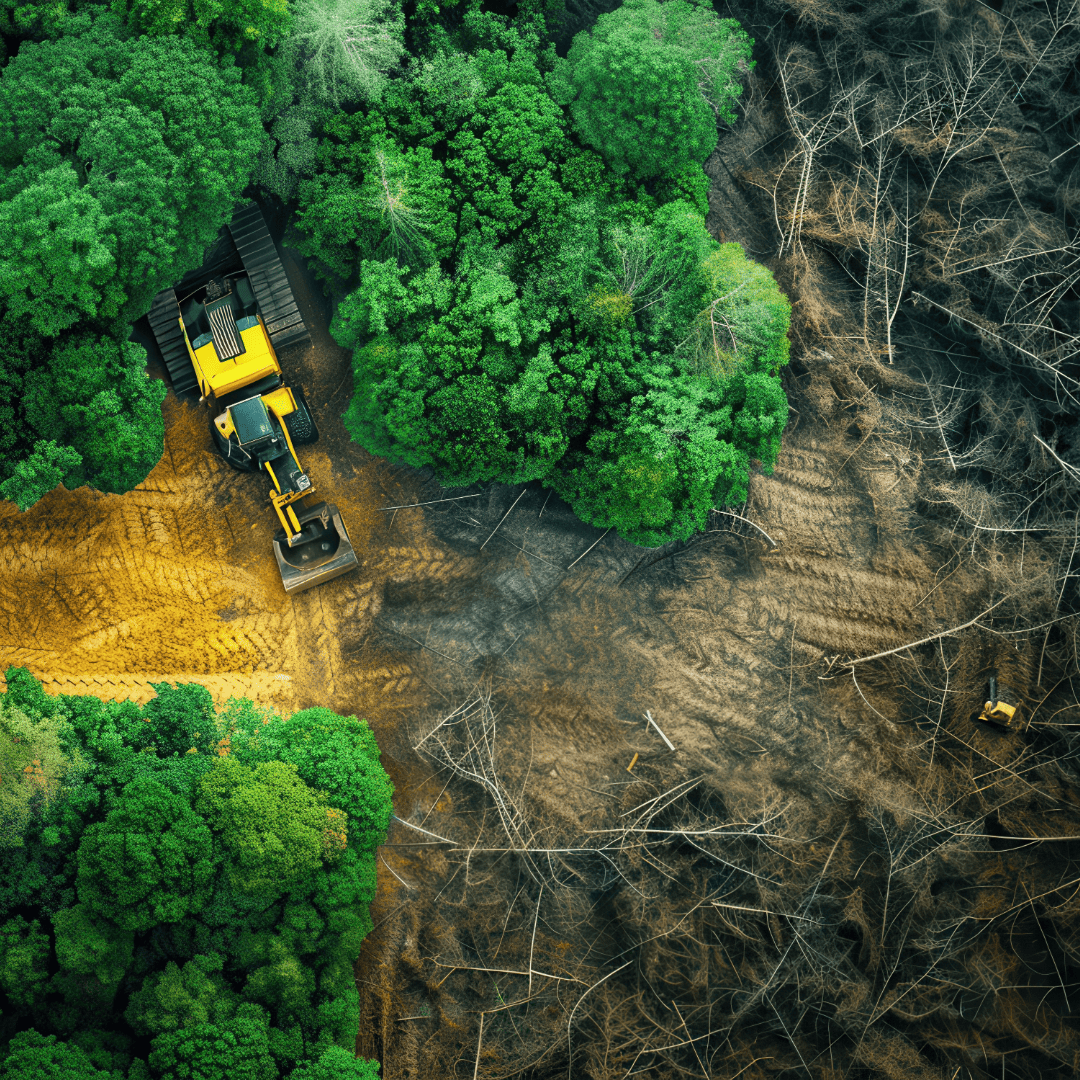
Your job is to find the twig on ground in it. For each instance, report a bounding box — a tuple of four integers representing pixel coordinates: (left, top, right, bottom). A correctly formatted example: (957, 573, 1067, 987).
(381, 494, 482, 510)
(472, 1013, 484, 1080)
(712, 508, 778, 548)
(566, 962, 633, 1079)
(644, 710, 676, 751)
(839, 596, 1010, 666)
(391, 814, 457, 845)
(481, 487, 528, 550)
(566, 527, 612, 571)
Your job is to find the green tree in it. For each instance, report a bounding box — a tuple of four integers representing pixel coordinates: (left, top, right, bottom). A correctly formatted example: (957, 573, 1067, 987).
(147, 1003, 277, 1080)
(231, 706, 393, 853)
(1, 666, 53, 719)
(0, 0, 73, 42)
(0, 167, 124, 337)
(294, 113, 454, 289)
(0, 680, 392, 1080)
(286, 1045, 379, 1080)
(0, 695, 83, 847)
(330, 194, 790, 543)
(64, 1032, 132, 1078)
(252, 104, 321, 205)
(124, 954, 239, 1037)
(52, 903, 134, 990)
(0, 1031, 121, 1080)
(0, 441, 82, 512)
(141, 682, 219, 759)
(0, 915, 50, 1008)
(15, 331, 166, 500)
(196, 757, 346, 898)
(76, 776, 216, 932)
(109, 0, 292, 51)
(295, 30, 786, 545)
(550, 0, 753, 180)
(0, 10, 263, 329)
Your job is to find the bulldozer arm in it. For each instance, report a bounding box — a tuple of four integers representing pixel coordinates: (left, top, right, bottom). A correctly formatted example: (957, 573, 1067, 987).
(272, 502, 358, 595)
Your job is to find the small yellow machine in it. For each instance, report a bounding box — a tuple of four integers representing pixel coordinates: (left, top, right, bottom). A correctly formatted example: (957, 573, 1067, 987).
(148, 203, 358, 594)
(978, 677, 1019, 728)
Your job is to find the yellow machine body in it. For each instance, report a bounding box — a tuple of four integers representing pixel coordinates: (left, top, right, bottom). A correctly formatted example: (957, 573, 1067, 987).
(977, 676, 1020, 727)
(182, 313, 282, 400)
(148, 203, 357, 594)
(213, 385, 313, 544)
(978, 699, 1018, 726)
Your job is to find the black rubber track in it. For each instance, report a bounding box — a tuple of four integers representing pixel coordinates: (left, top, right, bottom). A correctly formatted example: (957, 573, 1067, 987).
(228, 202, 311, 355)
(148, 288, 198, 395)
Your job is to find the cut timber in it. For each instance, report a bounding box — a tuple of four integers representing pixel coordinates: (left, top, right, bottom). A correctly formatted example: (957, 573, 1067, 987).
(148, 288, 198, 394)
(228, 202, 311, 355)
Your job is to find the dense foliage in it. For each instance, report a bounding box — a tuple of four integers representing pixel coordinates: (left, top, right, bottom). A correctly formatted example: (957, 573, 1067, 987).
(0, 10, 262, 332)
(550, 0, 754, 180)
(292, 9, 786, 544)
(0, 8, 262, 510)
(0, 673, 392, 1080)
(109, 0, 293, 53)
(250, 0, 406, 203)
(0, 315, 168, 510)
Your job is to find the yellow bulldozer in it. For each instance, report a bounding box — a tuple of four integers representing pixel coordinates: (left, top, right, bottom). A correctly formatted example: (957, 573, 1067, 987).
(977, 676, 1021, 729)
(147, 202, 357, 594)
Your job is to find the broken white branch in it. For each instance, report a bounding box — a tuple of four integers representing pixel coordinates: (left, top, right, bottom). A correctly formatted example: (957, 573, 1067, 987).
(645, 710, 676, 751)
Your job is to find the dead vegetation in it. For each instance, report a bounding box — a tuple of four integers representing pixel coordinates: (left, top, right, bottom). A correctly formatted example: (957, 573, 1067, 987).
(351, 0, 1080, 1075)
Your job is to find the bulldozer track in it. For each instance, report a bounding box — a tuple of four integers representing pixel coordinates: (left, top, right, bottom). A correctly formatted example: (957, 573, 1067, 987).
(229, 202, 310, 354)
(148, 288, 198, 395)
(0, 395, 400, 717)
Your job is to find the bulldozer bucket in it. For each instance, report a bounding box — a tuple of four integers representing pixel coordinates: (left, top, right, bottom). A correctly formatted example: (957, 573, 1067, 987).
(272, 502, 358, 595)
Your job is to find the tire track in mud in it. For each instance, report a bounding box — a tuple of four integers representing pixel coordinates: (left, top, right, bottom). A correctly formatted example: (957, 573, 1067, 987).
(370, 423, 968, 788)
(0, 395, 409, 717)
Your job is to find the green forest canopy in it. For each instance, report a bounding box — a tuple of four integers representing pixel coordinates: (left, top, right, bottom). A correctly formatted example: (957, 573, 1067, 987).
(295, 4, 787, 545)
(0, 8, 263, 510)
(0, 670, 391, 1080)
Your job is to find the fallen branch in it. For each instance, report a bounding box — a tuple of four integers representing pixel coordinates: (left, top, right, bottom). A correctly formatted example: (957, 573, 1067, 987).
(566, 961, 633, 1079)
(838, 596, 1010, 667)
(566, 527, 612, 571)
(391, 814, 457, 845)
(645, 710, 676, 751)
(381, 494, 482, 510)
(473, 1012, 484, 1080)
(1034, 434, 1080, 483)
(480, 487, 528, 550)
(712, 508, 778, 548)
(430, 960, 584, 984)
